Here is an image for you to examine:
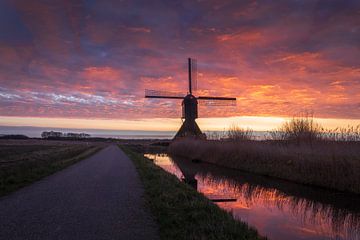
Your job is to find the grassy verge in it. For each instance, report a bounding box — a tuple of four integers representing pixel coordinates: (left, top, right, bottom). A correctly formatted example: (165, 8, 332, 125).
(0, 142, 103, 196)
(121, 146, 263, 240)
(169, 139, 360, 194)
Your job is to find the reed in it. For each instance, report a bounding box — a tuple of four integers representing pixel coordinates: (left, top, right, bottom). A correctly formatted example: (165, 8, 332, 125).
(323, 125, 360, 141)
(169, 117, 360, 194)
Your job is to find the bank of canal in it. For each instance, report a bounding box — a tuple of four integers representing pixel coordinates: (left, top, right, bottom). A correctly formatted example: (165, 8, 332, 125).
(145, 153, 360, 240)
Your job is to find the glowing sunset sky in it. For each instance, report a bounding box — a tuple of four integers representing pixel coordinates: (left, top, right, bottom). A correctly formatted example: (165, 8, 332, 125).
(0, 0, 359, 130)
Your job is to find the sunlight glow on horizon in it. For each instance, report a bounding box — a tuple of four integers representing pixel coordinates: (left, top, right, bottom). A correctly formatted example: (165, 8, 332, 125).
(1, 1, 360, 120)
(1, 116, 359, 132)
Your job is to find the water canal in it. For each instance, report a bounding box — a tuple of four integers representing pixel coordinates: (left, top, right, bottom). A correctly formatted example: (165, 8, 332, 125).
(144, 153, 360, 240)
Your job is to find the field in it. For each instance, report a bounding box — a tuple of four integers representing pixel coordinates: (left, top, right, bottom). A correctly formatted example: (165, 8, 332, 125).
(0, 139, 104, 196)
(169, 139, 360, 194)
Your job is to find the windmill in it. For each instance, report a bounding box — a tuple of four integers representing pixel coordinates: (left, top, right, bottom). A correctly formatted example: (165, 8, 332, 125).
(145, 58, 236, 139)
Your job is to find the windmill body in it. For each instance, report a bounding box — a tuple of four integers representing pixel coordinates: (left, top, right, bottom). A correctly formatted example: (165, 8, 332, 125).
(145, 58, 236, 139)
(177, 94, 203, 138)
(182, 94, 198, 120)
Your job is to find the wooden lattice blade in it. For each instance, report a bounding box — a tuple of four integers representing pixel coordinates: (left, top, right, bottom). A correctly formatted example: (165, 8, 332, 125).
(145, 89, 185, 99)
(191, 58, 197, 92)
(198, 96, 237, 106)
(198, 99, 237, 106)
(197, 96, 236, 101)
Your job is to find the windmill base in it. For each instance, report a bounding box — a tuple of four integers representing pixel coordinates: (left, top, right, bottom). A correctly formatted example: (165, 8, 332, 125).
(174, 119, 205, 139)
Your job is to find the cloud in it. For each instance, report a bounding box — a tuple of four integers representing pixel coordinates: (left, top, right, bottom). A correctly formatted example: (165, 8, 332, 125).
(0, 0, 359, 120)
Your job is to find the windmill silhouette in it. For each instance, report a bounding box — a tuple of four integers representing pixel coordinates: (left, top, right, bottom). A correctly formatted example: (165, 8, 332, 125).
(145, 58, 236, 138)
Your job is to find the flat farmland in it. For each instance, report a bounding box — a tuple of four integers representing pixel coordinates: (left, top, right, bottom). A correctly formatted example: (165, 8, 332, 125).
(0, 139, 105, 196)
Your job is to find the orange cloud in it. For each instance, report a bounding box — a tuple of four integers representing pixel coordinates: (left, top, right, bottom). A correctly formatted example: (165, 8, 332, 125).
(1, 0, 360, 124)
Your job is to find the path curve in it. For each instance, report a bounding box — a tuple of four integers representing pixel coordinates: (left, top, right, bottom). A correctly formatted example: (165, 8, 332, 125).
(0, 145, 159, 240)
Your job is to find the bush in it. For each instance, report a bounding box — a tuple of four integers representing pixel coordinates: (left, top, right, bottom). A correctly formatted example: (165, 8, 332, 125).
(227, 124, 254, 141)
(270, 114, 322, 144)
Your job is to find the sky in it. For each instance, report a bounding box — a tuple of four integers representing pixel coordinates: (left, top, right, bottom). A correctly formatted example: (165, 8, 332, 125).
(0, 0, 359, 131)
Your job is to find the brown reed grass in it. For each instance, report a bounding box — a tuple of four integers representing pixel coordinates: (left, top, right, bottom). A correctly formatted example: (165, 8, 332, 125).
(169, 116, 360, 194)
(169, 139, 360, 194)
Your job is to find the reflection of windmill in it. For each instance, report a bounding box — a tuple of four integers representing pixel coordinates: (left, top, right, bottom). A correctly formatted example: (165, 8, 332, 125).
(145, 58, 236, 138)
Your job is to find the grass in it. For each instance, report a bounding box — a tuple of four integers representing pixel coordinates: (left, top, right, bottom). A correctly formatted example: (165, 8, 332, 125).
(169, 139, 360, 194)
(0, 140, 103, 196)
(171, 116, 360, 194)
(121, 146, 264, 240)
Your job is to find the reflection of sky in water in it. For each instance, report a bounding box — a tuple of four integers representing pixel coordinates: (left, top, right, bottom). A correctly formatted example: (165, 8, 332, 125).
(144, 154, 184, 179)
(145, 153, 360, 240)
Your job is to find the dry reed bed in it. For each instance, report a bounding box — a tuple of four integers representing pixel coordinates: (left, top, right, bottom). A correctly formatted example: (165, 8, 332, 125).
(169, 139, 360, 194)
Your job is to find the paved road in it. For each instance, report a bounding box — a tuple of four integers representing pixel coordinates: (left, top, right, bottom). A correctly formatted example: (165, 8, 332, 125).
(0, 145, 159, 240)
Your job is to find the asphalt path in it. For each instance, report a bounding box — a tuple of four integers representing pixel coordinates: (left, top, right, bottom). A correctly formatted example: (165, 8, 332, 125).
(0, 145, 159, 240)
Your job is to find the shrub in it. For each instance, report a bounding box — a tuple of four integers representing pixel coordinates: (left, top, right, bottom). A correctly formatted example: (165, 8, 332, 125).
(270, 114, 322, 144)
(226, 124, 254, 141)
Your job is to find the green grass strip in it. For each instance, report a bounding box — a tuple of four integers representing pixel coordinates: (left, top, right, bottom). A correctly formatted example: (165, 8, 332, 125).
(121, 146, 264, 240)
(0, 146, 102, 196)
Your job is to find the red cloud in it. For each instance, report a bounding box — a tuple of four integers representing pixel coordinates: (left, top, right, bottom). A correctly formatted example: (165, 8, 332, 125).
(1, 0, 360, 121)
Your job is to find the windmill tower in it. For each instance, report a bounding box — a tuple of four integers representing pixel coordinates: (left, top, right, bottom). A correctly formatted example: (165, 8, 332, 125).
(145, 58, 236, 139)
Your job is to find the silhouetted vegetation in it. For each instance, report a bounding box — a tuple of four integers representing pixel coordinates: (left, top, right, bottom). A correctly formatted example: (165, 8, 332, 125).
(122, 146, 264, 240)
(169, 139, 360, 194)
(227, 124, 254, 141)
(0, 134, 29, 139)
(323, 125, 360, 141)
(269, 114, 322, 144)
(169, 116, 360, 194)
(41, 131, 90, 139)
(269, 114, 360, 143)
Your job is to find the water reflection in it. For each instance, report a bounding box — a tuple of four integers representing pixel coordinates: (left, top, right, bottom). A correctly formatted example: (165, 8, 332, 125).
(144, 153, 360, 240)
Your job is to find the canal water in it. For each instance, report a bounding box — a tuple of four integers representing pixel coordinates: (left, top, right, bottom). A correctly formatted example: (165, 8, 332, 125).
(144, 153, 360, 240)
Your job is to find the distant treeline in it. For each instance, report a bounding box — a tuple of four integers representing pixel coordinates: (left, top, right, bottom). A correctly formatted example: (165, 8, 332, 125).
(0, 134, 29, 139)
(41, 131, 90, 139)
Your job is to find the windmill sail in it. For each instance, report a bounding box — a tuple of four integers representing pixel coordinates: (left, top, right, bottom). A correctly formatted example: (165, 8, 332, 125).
(191, 58, 197, 92)
(145, 89, 184, 99)
(144, 58, 237, 139)
(198, 99, 237, 106)
(198, 96, 236, 100)
(197, 96, 236, 106)
(188, 58, 192, 94)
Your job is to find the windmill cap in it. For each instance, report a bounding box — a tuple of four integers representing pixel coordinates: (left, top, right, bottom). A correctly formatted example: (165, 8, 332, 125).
(184, 94, 196, 99)
(183, 94, 198, 104)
